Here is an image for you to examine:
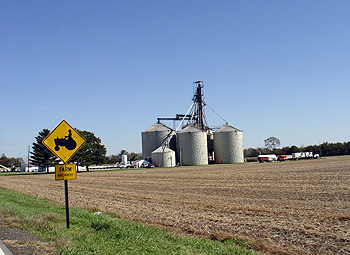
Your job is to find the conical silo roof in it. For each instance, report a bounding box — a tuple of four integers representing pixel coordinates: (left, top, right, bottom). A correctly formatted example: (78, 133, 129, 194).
(178, 125, 203, 133)
(215, 125, 242, 133)
(143, 123, 174, 132)
(152, 146, 175, 154)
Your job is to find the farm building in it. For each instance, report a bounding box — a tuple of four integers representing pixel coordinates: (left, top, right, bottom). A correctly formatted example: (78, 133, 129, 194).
(141, 81, 244, 166)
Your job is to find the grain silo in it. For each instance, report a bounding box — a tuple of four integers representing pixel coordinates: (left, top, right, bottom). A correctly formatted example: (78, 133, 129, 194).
(141, 123, 176, 161)
(147, 81, 244, 166)
(151, 147, 176, 167)
(213, 125, 244, 163)
(177, 125, 208, 166)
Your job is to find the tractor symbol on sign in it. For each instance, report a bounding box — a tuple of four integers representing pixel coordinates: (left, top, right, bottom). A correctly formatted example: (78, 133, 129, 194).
(54, 129, 77, 151)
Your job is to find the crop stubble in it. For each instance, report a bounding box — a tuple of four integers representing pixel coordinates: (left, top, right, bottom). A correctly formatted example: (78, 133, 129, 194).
(0, 156, 349, 254)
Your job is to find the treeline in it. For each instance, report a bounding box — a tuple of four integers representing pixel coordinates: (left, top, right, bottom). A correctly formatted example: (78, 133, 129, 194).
(106, 150, 142, 164)
(244, 141, 350, 158)
(0, 153, 21, 167)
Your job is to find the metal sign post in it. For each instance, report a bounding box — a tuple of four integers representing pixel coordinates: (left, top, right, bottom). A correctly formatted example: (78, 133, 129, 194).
(64, 168, 70, 228)
(54, 163, 78, 229)
(55, 163, 79, 229)
(54, 163, 78, 228)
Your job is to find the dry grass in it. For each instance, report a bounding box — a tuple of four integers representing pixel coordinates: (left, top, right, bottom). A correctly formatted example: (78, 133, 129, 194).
(1, 156, 349, 254)
(2, 240, 54, 255)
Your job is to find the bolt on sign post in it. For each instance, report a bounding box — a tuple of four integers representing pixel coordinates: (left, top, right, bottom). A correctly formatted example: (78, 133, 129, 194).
(42, 120, 86, 228)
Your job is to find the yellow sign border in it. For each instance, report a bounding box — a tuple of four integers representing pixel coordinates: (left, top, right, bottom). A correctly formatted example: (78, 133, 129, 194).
(42, 120, 86, 163)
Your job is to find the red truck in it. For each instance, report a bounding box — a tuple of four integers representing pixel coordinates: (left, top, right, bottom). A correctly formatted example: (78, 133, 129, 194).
(277, 155, 288, 161)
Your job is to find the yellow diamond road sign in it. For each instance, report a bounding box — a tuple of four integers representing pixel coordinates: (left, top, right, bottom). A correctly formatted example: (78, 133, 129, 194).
(43, 120, 86, 163)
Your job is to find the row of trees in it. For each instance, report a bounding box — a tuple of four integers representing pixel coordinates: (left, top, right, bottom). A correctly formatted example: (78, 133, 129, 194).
(244, 141, 350, 158)
(0, 153, 21, 168)
(30, 129, 141, 172)
(107, 150, 142, 164)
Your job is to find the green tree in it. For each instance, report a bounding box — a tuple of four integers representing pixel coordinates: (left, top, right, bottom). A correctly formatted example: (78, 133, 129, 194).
(286, 145, 299, 155)
(244, 148, 259, 157)
(107, 154, 119, 164)
(345, 142, 350, 155)
(256, 147, 272, 155)
(30, 129, 59, 172)
(320, 142, 331, 156)
(115, 150, 128, 163)
(71, 130, 107, 171)
(272, 148, 282, 155)
(107, 150, 142, 164)
(304, 145, 317, 154)
(281, 146, 289, 155)
(0, 154, 21, 168)
(129, 152, 142, 162)
(0, 153, 10, 167)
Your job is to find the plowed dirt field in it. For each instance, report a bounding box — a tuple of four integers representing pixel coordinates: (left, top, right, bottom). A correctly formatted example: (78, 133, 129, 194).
(1, 156, 349, 254)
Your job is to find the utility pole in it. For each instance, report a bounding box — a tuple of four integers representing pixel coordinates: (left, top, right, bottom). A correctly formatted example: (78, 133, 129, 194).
(27, 146, 30, 172)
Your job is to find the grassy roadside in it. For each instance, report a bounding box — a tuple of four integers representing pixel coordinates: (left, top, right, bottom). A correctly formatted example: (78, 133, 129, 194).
(0, 187, 257, 255)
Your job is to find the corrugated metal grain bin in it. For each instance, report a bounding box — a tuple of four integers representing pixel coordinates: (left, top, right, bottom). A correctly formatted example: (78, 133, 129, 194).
(142, 123, 176, 161)
(151, 147, 176, 167)
(177, 125, 208, 166)
(213, 125, 244, 163)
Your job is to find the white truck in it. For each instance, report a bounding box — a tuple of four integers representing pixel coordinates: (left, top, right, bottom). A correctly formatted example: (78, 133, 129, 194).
(292, 152, 316, 159)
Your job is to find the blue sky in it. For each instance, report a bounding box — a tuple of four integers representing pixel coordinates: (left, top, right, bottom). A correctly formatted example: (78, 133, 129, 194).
(1, 1, 350, 158)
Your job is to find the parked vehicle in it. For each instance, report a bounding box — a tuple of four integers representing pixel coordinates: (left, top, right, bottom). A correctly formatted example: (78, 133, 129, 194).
(278, 155, 287, 161)
(292, 152, 313, 160)
(261, 152, 320, 163)
(119, 163, 131, 169)
(135, 159, 155, 168)
(258, 154, 277, 163)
